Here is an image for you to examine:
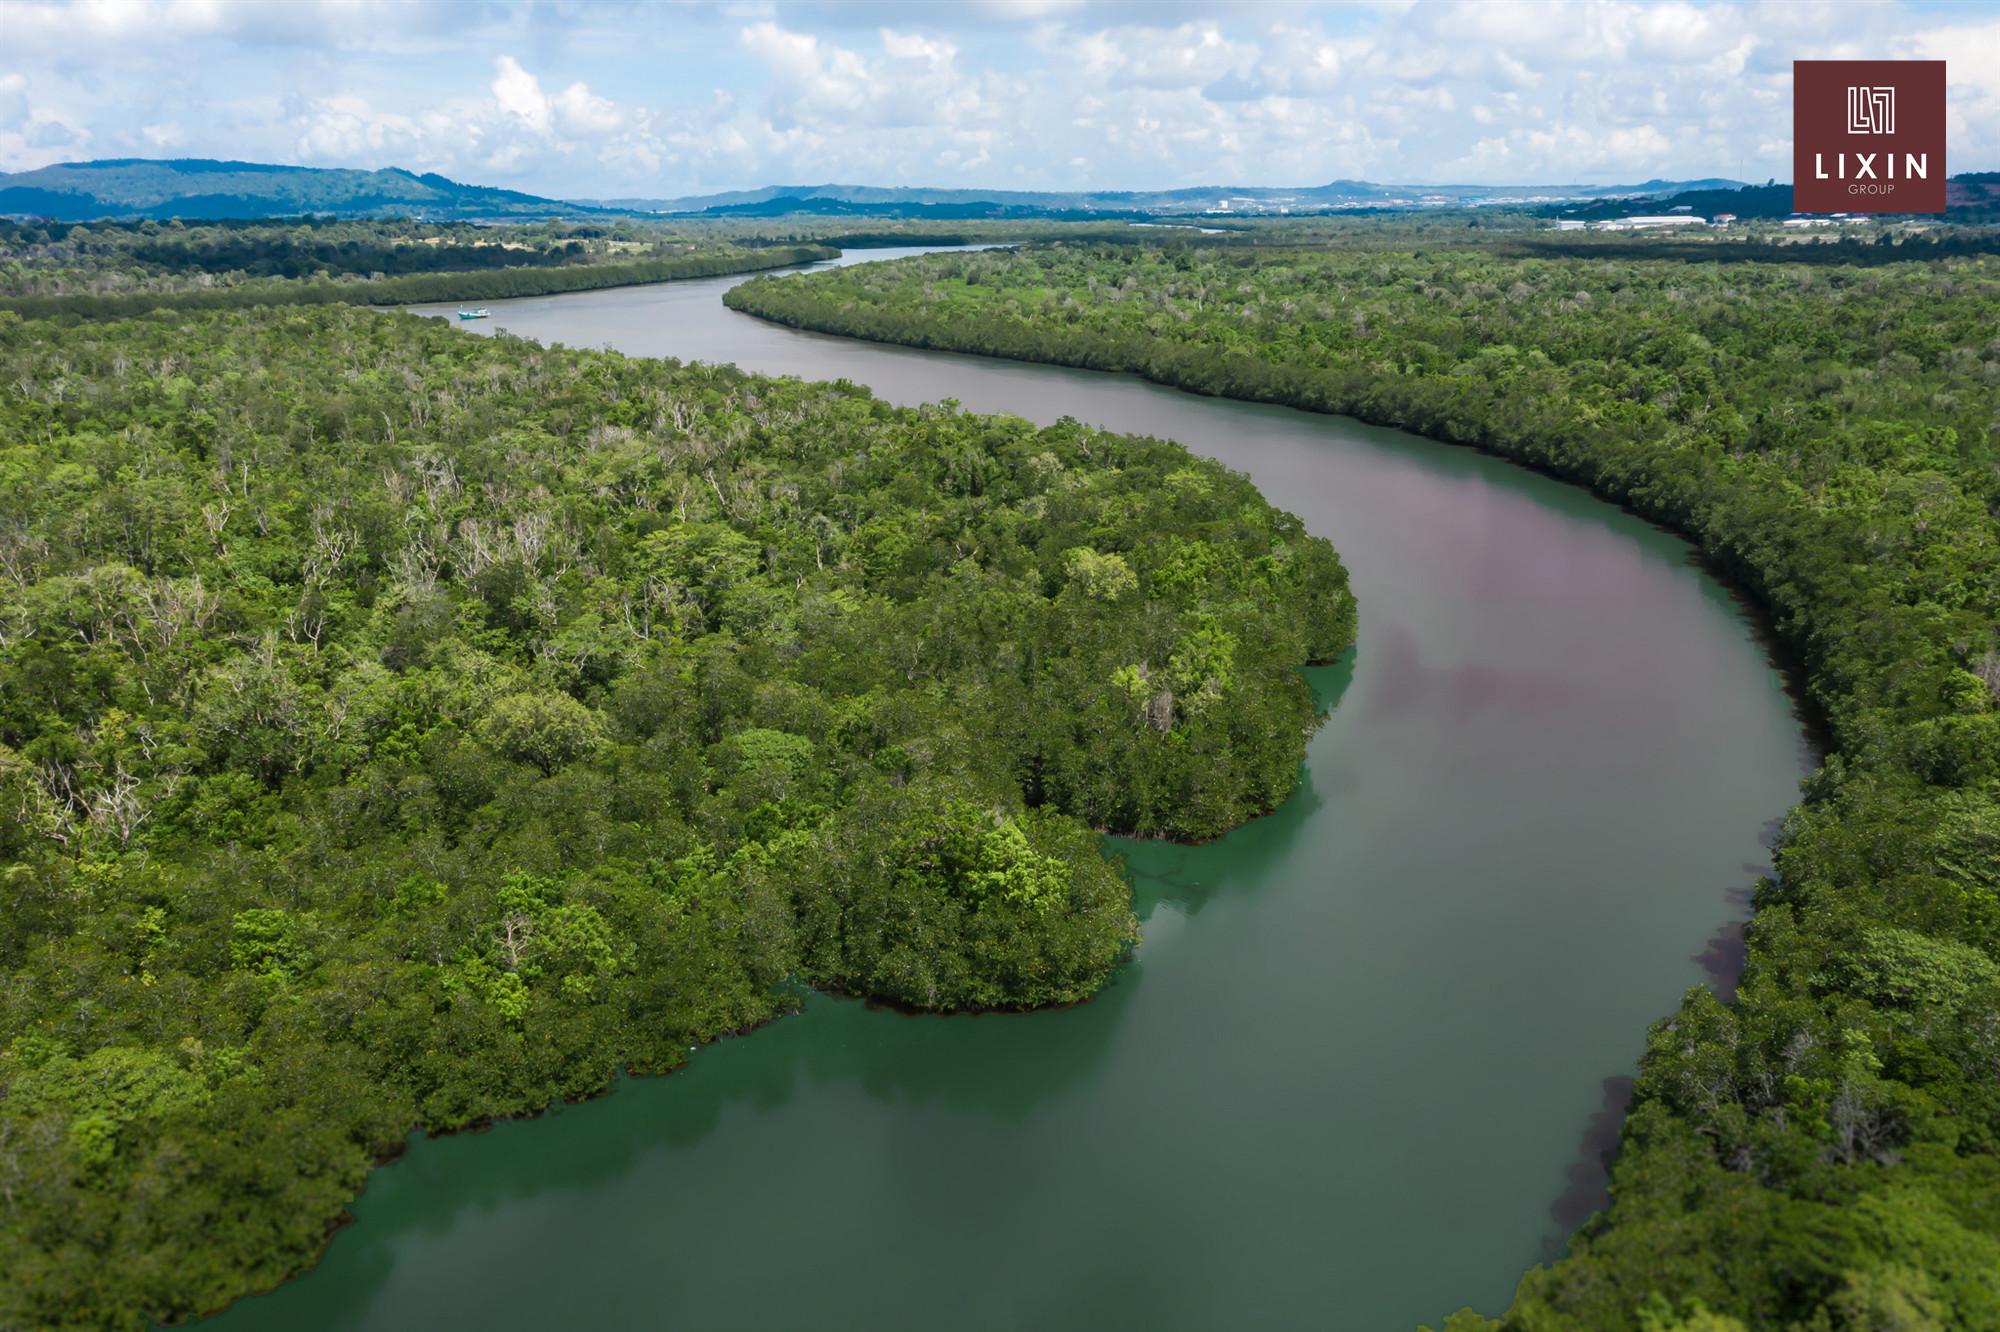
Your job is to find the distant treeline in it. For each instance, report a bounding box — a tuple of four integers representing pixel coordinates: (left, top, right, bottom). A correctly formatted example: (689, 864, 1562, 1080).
(0, 246, 838, 320)
(116, 234, 591, 280)
(1493, 228, 2000, 266)
(767, 224, 1222, 250)
(0, 216, 705, 299)
(0, 302, 1352, 1326)
(1537, 177, 2000, 228)
(0, 217, 615, 281)
(1540, 183, 1797, 221)
(688, 194, 1161, 222)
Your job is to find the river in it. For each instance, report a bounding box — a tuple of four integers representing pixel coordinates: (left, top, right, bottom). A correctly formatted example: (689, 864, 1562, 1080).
(203, 248, 1811, 1330)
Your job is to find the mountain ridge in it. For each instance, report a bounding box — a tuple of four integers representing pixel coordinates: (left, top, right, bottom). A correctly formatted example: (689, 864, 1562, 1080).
(0, 158, 603, 221)
(0, 157, 1758, 223)
(589, 176, 1753, 214)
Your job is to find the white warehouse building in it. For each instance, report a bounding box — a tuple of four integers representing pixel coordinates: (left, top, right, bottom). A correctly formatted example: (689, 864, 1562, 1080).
(1594, 215, 1709, 232)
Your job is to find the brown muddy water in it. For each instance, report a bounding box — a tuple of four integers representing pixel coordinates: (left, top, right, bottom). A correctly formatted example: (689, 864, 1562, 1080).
(202, 247, 1811, 1331)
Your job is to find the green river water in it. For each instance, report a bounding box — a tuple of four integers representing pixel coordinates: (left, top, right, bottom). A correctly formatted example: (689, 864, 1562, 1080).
(201, 248, 1811, 1331)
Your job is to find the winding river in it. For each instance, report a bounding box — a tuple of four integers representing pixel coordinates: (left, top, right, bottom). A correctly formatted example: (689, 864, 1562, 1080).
(205, 248, 1811, 1331)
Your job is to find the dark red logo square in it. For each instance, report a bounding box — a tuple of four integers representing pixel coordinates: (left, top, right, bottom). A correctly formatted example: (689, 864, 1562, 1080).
(1794, 60, 1945, 213)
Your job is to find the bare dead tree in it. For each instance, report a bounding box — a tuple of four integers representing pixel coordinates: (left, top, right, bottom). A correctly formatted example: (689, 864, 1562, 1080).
(1975, 650, 2000, 702)
(138, 575, 221, 655)
(200, 502, 232, 552)
(452, 517, 500, 578)
(389, 528, 444, 601)
(412, 453, 460, 505)
(304, 503, 356, 584)
(512, 511, 551, 567)
(88, 770, 178, 849)
(0, 518, 49, 586)
(498, 911, 536, 973)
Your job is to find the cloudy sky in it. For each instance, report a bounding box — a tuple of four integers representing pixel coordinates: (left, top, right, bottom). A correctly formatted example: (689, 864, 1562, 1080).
(2, 0, 1997, 200)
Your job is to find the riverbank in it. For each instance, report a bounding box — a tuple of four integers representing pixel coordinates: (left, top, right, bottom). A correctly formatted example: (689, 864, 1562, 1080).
(0, 245, 838, 322)
(180, 264, 1808, 1332)
(0, 297, 1362, 1329)
(722, 244, 2000, 1329)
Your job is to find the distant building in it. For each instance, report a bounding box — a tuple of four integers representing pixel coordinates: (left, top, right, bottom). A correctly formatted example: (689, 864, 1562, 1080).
(1552, 220, 1587, 230)
(1711, 213, 1737, 225)
(1621, 215, 1708, 229)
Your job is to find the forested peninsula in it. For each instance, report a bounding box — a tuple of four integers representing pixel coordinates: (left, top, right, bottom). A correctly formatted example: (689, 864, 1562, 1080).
(0, 303, 1353, 1327)
(0, 214, 837, 321)
(0, 213, 1172, 324)
(727, 243, 2000, 1329)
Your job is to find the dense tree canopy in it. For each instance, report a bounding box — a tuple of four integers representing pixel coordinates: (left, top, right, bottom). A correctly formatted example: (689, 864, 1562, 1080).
(0, 216, 712, 298)
(0, 301, 1352, 1327)
(729, 242, 2000, 1330)
(0, 215, 865, 325)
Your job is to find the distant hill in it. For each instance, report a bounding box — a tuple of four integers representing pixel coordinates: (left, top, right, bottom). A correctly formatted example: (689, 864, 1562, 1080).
(1539, 183, 1797, 222)
(1605, 178, 1751, 198)
(591, 180, 1398, 215)
(1948, 175, 2000, 224)
(0, 157, 1755, 224)
(680, 193, 1164, 222)
(587, 178, 1750, 216)
(1536, 177, 2000, 223)
(0, 159, 598, 221)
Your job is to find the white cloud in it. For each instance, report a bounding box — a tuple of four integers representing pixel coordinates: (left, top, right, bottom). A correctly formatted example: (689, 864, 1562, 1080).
(1907, 21, 2000, 167)
(0, 71, 92, 171)
(492, 55, 554, 135)
(0, 0, 494, 56)
(0, 0, 1995, 195)
(293, 93, 422, 161)
(975, 0, 1086, 18)
(287, 56, 659, 180)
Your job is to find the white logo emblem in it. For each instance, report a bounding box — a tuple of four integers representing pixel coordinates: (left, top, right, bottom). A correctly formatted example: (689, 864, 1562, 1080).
(1847, 86, 1894, 135)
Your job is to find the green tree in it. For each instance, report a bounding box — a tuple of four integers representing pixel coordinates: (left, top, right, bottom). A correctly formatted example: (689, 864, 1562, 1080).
(479, 692, 609, 775)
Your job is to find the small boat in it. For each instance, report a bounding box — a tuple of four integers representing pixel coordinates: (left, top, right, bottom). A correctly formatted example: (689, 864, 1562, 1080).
(457, 307, 491, 320)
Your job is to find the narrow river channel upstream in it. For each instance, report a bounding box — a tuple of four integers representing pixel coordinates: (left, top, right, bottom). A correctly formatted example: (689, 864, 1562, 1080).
(203, 247, 1812, 1331)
